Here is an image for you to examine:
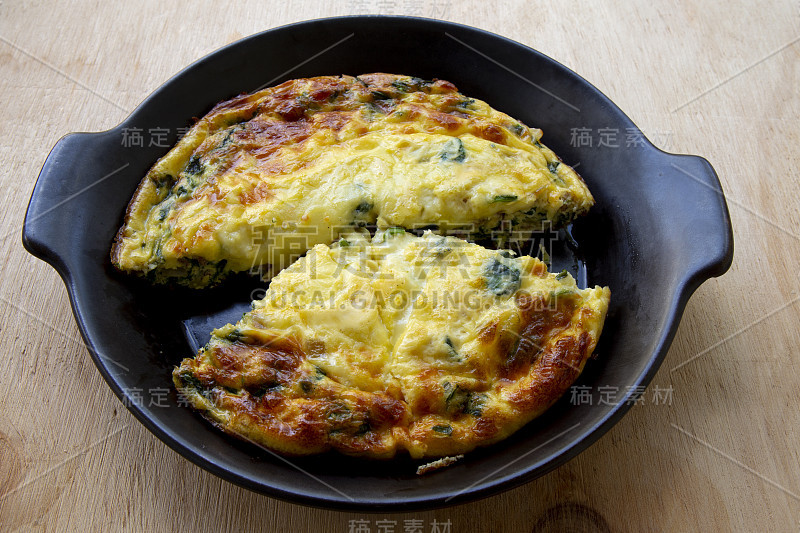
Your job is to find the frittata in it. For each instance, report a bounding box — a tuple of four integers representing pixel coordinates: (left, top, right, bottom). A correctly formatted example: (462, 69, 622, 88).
(112, 73, 594, 287)
(174, 230, 610, 458)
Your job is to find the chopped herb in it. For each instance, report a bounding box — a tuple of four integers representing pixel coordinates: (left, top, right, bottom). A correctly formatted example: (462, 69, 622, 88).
(371, 90, 391, 100)
(354, 420, 371, 436)
(153, 240, 164, 263)
(299, 380, 313, 394)
(225, 328, 244, 342)
(555, 270, 569, 280)
(551, 287, 575, 298)
(484, 257, 521, 296)
(510, 123, 525, 136)
(439, 138, 466, 163)
(443, 381, 459, 406)
(220, 129, 235, 147)
(386, 227, 406, 237)
(157, 206, 170, 221)
(491, 195, 518, 203)
(152, 174, 175, 190)
(391, 80, 412, 92)
(353, 201, 373, 216)
(432, 425, 453, 435)
(443, 382, 485, 417)
(354, 76, 368, 87)
(390, 77, 431, 93)
(444, 336, 460, 359)
(533, 139, 544, 149)
(297, 92, 320, 111)
(547, 161, 566, 186)
(352, 200, 373, 227)
(178, 372, 209, 397)
(464, 393, 485, 417)
(456, 98, 475, 109)
(339, 239, 351, 247)
(185, 156, 204, 175)
(367, 101, 383, 114)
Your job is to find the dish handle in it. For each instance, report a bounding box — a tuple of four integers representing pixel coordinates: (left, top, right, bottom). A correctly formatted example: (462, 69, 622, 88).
(22, 133, 105, 272)
(662, 153, 734, 286)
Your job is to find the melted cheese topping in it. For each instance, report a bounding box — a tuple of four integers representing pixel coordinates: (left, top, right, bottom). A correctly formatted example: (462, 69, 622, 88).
(174, 231, 610, 458)
(113, 73, 594, 286)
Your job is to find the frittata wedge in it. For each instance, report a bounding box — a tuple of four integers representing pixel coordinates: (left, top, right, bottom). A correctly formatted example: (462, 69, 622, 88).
(112, 74, 594, 287)
(174, 230, 610, 458)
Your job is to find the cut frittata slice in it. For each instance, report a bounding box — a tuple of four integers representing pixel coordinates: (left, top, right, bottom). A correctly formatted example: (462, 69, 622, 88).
(174, 230, 610, 458)
(113, 73, 594, 287)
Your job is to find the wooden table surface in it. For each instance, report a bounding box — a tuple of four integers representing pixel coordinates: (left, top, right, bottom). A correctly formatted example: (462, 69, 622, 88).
(1, 1, 798, 531)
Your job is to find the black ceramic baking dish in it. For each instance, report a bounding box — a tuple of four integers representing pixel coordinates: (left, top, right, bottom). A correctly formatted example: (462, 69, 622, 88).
(22, 16, 733, 511)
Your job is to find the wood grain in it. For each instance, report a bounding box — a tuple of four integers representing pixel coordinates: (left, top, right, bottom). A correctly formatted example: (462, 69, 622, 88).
(1, 1, 798, 531)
